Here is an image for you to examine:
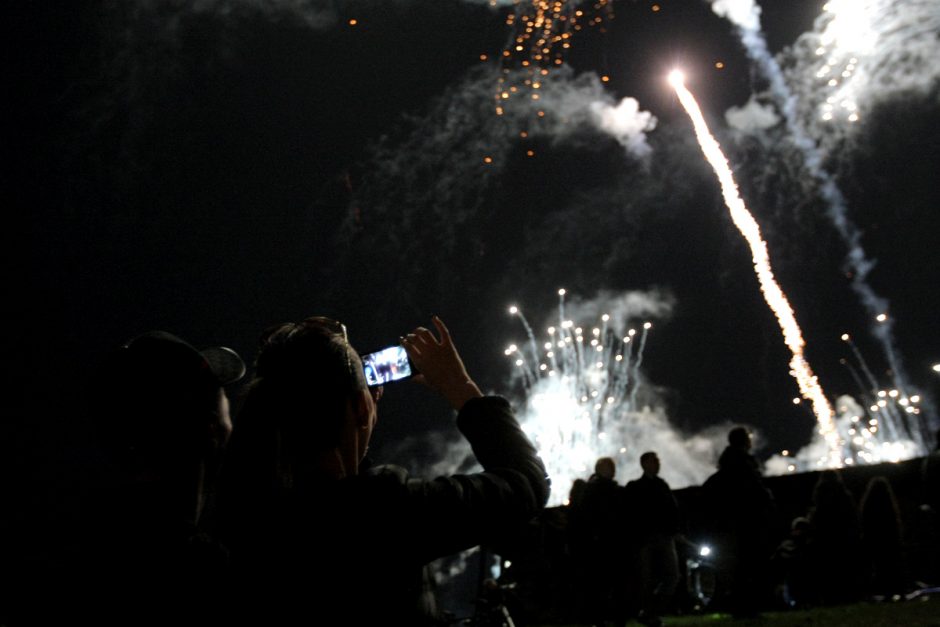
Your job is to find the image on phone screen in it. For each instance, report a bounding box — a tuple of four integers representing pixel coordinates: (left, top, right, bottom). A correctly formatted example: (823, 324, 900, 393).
(362, 345, 412, 387)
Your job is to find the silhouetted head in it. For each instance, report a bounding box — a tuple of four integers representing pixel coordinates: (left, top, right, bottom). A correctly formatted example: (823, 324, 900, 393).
(728, 426, 752, 451)
(241, 317, 378, 470)
(640, 451, 660, 477)
(568, 478, 587, 506)
(92, 331, 244, 472)
(594, 457, 616, 480)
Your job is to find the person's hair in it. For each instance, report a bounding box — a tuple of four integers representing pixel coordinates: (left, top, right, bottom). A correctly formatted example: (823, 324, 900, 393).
(218, 319, 366, 550)
(639, 451, 657, 466)
(241, 319, 366, 453)
(728, 426, 750, 448)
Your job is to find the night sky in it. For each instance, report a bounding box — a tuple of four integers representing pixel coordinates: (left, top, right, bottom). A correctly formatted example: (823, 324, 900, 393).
(8, 0, 940, 500)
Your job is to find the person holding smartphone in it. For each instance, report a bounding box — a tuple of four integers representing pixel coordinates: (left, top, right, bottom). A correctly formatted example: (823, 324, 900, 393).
(218, 315, 549, 626)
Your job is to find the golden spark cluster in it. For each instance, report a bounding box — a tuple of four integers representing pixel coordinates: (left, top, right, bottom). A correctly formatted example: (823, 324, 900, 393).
(489, 1, 614, 117)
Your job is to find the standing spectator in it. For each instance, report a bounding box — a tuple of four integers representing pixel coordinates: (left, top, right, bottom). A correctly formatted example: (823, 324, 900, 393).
(805, 469, 863, 605)
(700, 426, 775, 618)
(921, 428, 940, 583)
(770, 516, 811, 608)
(29, 331, 245, 627)
(860, 476, 907, 598)
(218, 316, 549, 626)
(625, 451, 680, 627)
(577, 457, 625, 626)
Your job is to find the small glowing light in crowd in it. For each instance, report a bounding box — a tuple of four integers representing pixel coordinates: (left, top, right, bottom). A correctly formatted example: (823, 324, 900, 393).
(619, 447, 627, 454)
(793, 398, 801, 404)
(601, 75, 610, 82)
(841, 333, 850, 341)
(643, 322, 653, 330)
(652, 4, 661, 12)
(782, 450, 790, 456)
(602, 314, 610, 322)
(715, 61, 725, 69)
(483, 156, 493, 164)
(515, 359, 524, 366)
(509, 305, 519, 314)
(558, 288, 566, 296)
(348, 18, 358, 26)
(788, 465, 796, 472)
(526, 150, 535, 157)
(480, 54, 488, 61)
(876, 313, 888, 322)
(888, 389, 898, 398)
(878, 390, 887, 398)
(932, 364, 940, 373)
(699, 546, 711, 557)
(911, 395, 921, 403)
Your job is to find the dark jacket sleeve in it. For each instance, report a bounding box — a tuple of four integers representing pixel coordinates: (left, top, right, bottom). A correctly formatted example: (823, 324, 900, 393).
(372, 396, 549, 563)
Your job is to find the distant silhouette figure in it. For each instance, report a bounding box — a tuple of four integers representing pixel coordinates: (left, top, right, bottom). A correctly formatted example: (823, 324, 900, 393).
(700, 426, 774, 618)
(770, 516, 811, 608)
(218, 316, 548, 626)
(577, 457, 625, 626)
(860, 476, 906, 597)
(921, 428, 940, 583)
(625, 451, 680, 627)
(805, 468, 863, 605)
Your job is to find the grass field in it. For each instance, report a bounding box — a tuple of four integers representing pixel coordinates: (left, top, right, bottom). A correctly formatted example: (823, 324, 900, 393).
(532, 594, 939, 626)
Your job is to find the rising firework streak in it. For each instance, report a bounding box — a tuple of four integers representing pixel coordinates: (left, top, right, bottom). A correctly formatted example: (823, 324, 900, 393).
(668, 70, 842, 467)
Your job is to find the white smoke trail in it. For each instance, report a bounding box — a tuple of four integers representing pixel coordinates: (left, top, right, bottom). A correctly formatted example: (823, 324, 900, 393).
(710, 0, 934, 451)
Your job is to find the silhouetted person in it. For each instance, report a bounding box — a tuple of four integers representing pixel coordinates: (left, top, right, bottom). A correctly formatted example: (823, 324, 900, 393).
(41, 331, 245, 627)
(626, 451, 680, 627)
(805, 468, 862, 605)
(577, 457, 625, 626)
(218, 316, 549, 626)
(700, 426, 774, 618)
(770, 517, 811, 608)
(921, 428, 940, 583)
(860, 476, 906, 598)
(565, 477, 592, 618)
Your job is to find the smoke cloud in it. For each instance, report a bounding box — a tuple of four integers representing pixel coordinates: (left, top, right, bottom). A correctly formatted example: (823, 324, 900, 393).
(725, 94, 781, 132)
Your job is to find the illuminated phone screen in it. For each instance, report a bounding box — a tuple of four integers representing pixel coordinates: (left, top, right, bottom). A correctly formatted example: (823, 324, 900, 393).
(362, 345, 412, 387)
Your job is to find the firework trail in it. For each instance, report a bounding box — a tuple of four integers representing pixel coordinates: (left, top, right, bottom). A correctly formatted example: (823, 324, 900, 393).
(710, 0, 933, 451)
(669, 70, 842, 467)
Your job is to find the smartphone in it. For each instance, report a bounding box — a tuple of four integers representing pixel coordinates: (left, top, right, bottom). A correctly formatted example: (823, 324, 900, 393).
(361, 344, 414, 387)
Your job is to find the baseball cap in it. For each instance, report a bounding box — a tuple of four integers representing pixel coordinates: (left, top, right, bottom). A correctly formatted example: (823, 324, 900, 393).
(122, 331, 246, 386)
